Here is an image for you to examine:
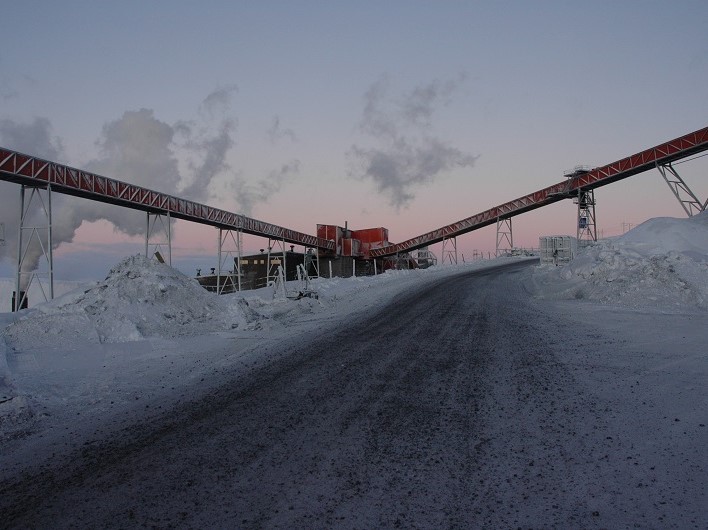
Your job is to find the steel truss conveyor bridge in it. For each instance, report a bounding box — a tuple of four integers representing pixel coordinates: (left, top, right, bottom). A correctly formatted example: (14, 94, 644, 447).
(0, 151, 335, 251)
(371, 125, 708, 259)
(1, 125, 707, 308)
(0, 148, 335, 307)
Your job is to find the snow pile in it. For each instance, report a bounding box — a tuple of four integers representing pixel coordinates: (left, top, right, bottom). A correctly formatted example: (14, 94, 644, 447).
(2, 255, 257, 349)
(531, 212, 708, 309)
(226, 260, 502, 330)
(233, 257, 486, 310)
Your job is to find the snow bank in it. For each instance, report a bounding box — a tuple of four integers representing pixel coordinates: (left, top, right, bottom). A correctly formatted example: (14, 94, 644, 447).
(2, 255, 257, 349)
(226, 259, 496, 330)
(530, 212, 708, 310)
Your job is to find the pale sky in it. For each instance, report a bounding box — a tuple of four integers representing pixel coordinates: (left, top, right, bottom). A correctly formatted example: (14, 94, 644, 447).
(1, 1, 707, 280)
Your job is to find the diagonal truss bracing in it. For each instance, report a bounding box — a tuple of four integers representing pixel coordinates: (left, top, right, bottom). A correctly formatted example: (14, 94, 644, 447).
(2, 125, 706, 261)
(0, 149, 335, 252)
(370, 125, 708, 258)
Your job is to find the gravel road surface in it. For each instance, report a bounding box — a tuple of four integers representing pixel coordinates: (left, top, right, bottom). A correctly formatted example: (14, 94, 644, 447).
(1, 260, 704, 528)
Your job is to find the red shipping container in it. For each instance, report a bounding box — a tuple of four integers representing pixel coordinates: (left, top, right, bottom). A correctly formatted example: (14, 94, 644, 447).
(351, 227, 388, 246)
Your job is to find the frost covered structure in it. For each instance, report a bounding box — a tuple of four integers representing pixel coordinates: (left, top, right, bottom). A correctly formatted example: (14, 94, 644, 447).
(3, 255, 255, 346)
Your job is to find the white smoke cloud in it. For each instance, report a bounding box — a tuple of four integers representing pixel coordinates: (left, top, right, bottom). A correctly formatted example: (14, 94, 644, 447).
(199, 84, 238, 120)
(177, 127, 236, 203)
(0, 118, 66, 286)
(348, 75, 477, 209)
(0, 117, 64, 160)
(349, 138, 477, 209)
(1, 85, 305, 282)
(231, 159, 301, 217)
(0, 89, 239, 280)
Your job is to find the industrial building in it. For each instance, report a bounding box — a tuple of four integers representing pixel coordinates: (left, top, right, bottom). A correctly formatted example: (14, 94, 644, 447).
(196, 247, 317, 293)
(195, 223, 420, 293)
(315, 223, 417, 277)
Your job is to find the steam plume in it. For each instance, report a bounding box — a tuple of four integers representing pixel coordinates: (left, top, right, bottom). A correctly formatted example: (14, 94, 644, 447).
(232, 160, 301, 217)
(0, 88, 238, 279)
(348, 75, 477, 209)
(0, 118, 65, 286)
(0, 117, 63, 160)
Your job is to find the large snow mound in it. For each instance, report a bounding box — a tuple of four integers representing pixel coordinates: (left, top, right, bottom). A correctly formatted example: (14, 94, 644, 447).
(530, 212, 708, 310)
(2, 255, 257, 348)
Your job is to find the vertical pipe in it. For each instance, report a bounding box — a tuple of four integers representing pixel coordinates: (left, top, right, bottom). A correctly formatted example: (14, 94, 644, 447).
(328, 261, 333, 279)
(374, 259, 378, 275)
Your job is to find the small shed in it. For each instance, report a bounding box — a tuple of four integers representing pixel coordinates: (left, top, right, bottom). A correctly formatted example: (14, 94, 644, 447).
(539, 235, 576, 265)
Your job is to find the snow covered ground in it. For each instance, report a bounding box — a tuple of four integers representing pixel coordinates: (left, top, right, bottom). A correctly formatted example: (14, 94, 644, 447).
(1, 213, 707, 525)
(0, 254, 519, 449)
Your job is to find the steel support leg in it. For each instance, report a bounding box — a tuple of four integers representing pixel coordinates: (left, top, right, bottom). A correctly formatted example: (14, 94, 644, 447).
(217, 228, 242, 294)
(496, 217, 513, 256)
(441, 237, 458, 265)
(15, 184, 54, 310)
(657, 162, 705, 217)
(576, 189, 597, 246)
(145, 211, 172, 265)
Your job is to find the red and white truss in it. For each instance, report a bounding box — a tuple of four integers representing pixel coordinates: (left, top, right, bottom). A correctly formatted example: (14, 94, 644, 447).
(0, 149, 335, 251)
(370, 125, 708, 258)
(2, 125, 706, 260)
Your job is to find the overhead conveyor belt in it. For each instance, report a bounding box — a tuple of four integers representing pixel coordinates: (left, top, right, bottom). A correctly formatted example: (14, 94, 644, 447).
(2, 125, 706, 261)
(0, 148, 335, 252)
(370, 125, 708, 258)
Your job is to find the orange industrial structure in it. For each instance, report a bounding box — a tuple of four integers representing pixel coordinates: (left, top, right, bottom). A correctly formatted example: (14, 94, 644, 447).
(317, 225, 390, 259)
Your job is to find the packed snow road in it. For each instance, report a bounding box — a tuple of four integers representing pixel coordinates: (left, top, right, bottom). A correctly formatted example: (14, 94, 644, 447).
(1, 260, 705, 528)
